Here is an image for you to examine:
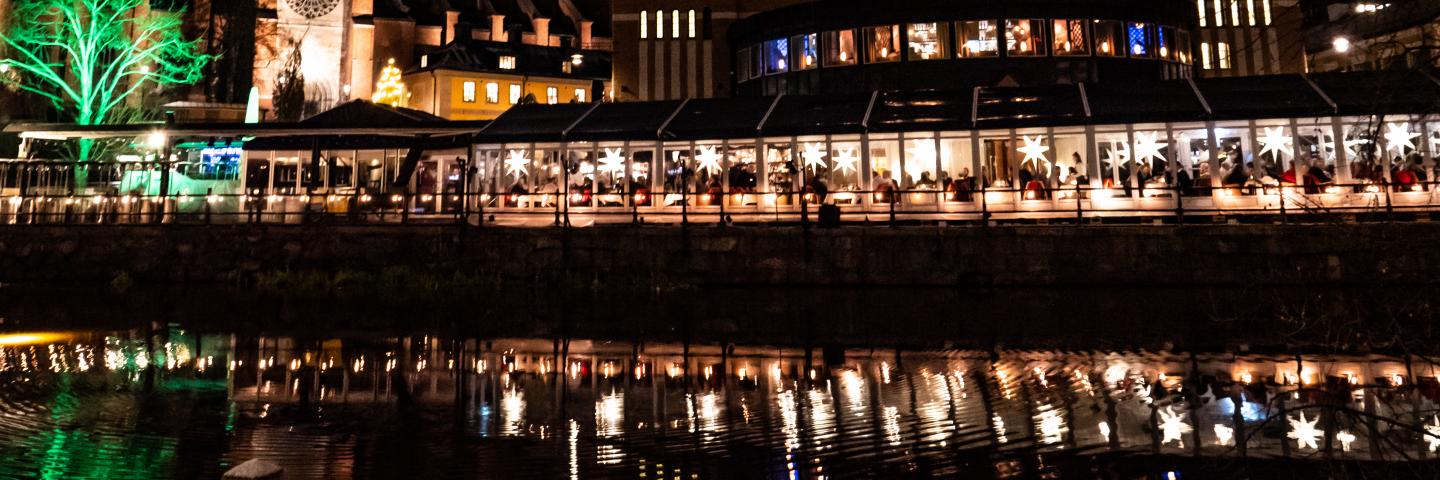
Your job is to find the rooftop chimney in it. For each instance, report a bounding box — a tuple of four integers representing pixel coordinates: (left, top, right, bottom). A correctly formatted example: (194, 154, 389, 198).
(490, 14, 508, 42)
(532, 18, 551, 46)
(579, 20, 593, 49)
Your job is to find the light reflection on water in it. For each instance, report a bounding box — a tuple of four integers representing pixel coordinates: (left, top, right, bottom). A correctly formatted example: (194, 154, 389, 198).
(0, 331, 1438, 478)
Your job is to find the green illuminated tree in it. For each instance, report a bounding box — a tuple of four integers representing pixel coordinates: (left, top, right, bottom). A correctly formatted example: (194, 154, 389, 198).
(0, 0, 209, 167)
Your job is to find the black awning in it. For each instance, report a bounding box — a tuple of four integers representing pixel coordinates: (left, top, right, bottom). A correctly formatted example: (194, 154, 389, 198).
(974, 84, 1088, 129)
(1194, 75, 1333, 120)
(1085, 80, 1208, 125)
(760, 92, 871, 137)
(476, 102, 595, 143)
(662, 96, 777, 140)
(1309, 69, 1440, 116)
(868, 89, 975, 133)
(566, 100, 683, 142)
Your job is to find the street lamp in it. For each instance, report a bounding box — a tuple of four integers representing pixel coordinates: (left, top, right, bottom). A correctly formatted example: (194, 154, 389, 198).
(1332, 36, 1351, 53)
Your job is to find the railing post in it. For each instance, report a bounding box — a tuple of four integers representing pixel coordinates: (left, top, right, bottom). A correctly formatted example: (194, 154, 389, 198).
(889, 191, 896, 228)
(205, 188, 213, 224)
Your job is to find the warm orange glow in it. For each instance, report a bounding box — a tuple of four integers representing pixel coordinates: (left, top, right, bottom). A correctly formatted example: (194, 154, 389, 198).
(0, 332, 70, 346)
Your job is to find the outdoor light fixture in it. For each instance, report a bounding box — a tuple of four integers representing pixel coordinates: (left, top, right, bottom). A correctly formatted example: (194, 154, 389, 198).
(570, 54, 584, 66)
(146, 131, 167, 149)
(1332, 36, 1350, 53)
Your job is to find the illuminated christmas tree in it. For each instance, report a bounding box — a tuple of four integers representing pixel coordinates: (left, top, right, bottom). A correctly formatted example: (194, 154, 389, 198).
(371, 58, 408, 108)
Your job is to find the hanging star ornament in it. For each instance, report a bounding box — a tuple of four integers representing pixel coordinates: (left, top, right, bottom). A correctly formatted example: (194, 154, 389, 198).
(504, 149, 530, 178)
(695, 145, 723, 175)
(1103, 139, 1130, 166)
(833, 148, 860, 175)
(1336, 430, 1356, 452)
(1133, 131, 1168, 164)
(1426, 416, 1440, 452)
(801, 142, 828, 173)
(1257, 126, 1293, 159)
(1157, 406, 1193, 446)
(1287, 412, 1322, 450)
(598, 148, 625, 175)
(1383, 122, 1419, 154)
(1018, 135, 1050, 165)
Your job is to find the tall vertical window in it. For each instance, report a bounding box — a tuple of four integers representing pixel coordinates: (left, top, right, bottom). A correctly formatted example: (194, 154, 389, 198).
(485, 82, 499, 103)
(1229, 1, 1240, 27)
(1246, 0, 1257, 25)
(1198, 0, 1208, 27)
(463, 81, 476, 103)
(863, 25, 901, 63)
(958, 21, 999, 57)
(575, 88, 586, 102)
(640, 11, 648, 39)
(1005, 19, 1042, 56)
(794, 33, 819, 70)
(1158, 27, 1176, 60)
(765, 37, 789, 74)
(1217, 42, 1232, 69)
(509, 84, 521, 104)
(671, 10, 679, 39)
(688, 10, 696, 38)
(1052, 19, 1088, 55)
(823, 29, 858, 66)
(1177, 30, 1192, 64)
(1201, 42, 1212, 69)
(1262, 0, 1273, 24)
(656, 10, 664, 39)
(906, 22, 949, 60)
(1093, 21, 1122, 57)
(1214, 0, 1224, 26)
(546, 86, 558, 104)
(1127, 23, 1151, 57)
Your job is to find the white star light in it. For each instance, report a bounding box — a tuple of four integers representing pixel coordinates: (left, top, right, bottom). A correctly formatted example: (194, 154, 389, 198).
(504, 149, 530, 178)
(1287, 412, 1322, 450)
(907, 139, 937, 180)
(1213, 423, 1234, 446)
(1157, 406, 1193, 446)
(1336, 430, 1356, 452)
(1257, 126, 1293, 159)
(695, 145, 723, 175)
(833, 148, 860, 175)
(1102, 139, 1130, 166)
(597, 148, 625, 175)
(801, 142, 828, 173)
(1133, 131, 1168, 164)
(1426, 416, 1440, 452)
(1018, 135, 1050, 165)
(1384, 122, 1419, 154)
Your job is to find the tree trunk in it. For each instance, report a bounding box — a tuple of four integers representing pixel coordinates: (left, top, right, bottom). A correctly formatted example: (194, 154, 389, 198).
(73, 138, 94, 191)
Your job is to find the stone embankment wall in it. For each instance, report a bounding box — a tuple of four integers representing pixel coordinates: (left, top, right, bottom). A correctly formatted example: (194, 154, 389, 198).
(0, 223, 1429, 286)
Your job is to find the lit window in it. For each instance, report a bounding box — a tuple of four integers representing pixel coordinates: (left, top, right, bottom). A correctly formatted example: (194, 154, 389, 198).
(1158, 27, 1175, 60)
(1127, 23, 1151, 57)
(793, 33, 819, 70)
(671, 10, 679, 40)
(1093, 21, 1123, 57)
(688, 10, 696, 38)
(1177, 30, 1192, 63)
(1198, 0, 1208, 27)
(656, 10, 663, 39)
(575, 88, 586, 102)
(765, 37, 789, 74)
(546, 86, 558, 104)
(1051, 19, 1088, 56)
(1246, 0, 1257, 25)
(1201, 42, 1212, 69)
(420, 55, 428, 68)
(498, 56, 516, 70)
(640, 11, 648, 39)
(863, 25, 900, 63)
(958, 20, 999, 57)
(1262, 0, 1272, 24)
(1217, 42, 1231, 69)
(906, 22, 949, 60)
(509, 84, 521, 104)
(485, 82, 499, 103)
(1230, 0, 1240, 27)
(823, 29, 857, 66)
(1005, 19, 1042, 56)
(463, 81, 476, 103)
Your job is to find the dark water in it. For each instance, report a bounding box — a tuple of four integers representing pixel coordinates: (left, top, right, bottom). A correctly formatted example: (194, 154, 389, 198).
(1, 329, 1440, 479)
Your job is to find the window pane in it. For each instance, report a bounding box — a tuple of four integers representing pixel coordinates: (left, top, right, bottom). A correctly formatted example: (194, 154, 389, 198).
(958, 21, 998, 57)
(1005, 19, 1041, 56)
(1093, 20, 1122, 57)
(823, 30, 857, 66)
(1128, 23, 1153, 57)
(864, 25, 900, 63)
(906, 22, 949, 60)
(1052, 19, 1088, 56)
(794, 34, 819, 70)
(765, 38, 789, 74)
(463, 81, 476, 103)
(485, 82, 498, 103)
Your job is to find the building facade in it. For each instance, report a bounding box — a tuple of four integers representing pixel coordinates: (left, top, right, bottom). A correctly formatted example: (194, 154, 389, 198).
(1193, 0, 1308, 77)
(1301, 0, 1440, 72)
(402, 36, 611, 120)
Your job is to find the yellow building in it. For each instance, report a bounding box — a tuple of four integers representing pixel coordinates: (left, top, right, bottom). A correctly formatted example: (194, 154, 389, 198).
(403, 36, 611, 120)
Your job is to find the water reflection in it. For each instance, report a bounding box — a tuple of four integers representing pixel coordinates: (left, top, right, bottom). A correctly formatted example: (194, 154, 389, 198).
(0, 331, 1439, 477)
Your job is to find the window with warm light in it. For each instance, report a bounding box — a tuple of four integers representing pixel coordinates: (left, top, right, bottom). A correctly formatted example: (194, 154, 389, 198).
(499, 55, 516, 70)
(1201, 42, 1212, 69)
(485, 82, 499, 103)
(1213, 0, 1224, 26)
(1262, 0, 1273, 24)
(1246, 0, 1257, 26)
(1176, 30, 1192, 63)
(906, 22, 949, 60)
(463, 81, 476, 103)
(671, 10, 679, 39)
(1005, 19, 1042, 56)
(575, 88, 586, 102)
(1127, 23, 1152, 57)
(1229, 1, 1240, 27)
(546, 86, 558, 104)
(688, 9, 696, 38)
(509, 84, 522, 104)
(957, 20, 999, 57)
(793, 33, 819, 70)
(863, 25, 901, 63)
(656, 10, 664, 39)
(1093, 21, 1122, 57)
(640, 11, 648, 39)
(823, 29, 857, 66)
(1158, 27, 1176, 60)
(1051, 19, 1088, 56)
(765, 37, 789, 74)
(1217, 42, 1231, 69)
(1198, 0, 1208, 27)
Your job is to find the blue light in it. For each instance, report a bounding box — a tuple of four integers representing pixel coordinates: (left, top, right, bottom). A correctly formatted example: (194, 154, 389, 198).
(1215, 396, 1268, 423)
(1128, 23, 1148, 56)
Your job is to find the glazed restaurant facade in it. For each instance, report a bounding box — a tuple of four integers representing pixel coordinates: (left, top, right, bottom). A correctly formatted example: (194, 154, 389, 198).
(3, 70, 1439, 225)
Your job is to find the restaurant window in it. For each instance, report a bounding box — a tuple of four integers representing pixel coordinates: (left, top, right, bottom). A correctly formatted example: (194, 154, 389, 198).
(509, 84, 521, 104)
(671, 10, 679, 39)
(765, 140, 796, 201)
(1173, 124, 1214, 196)
(1005, 19, 1042, 56)
(793, 33, 819, 70)
(863, 25, 901, 63)
(688, 9, 696, 38)
(485, 82, 498, 103)
(765, 37, 789, 74)
(1127, 23, 1152, 57)
(823, 29, 857, 66)
(830, 135, 863, 194)
(1294, 119, 1338, 191)
(546, 86, 558, 104)
(577, 88, 587, 102)
(499, 55, 516, 70)
(939, 135, 977, 202)
(906, 22, 949, 60)
(1051, 19, 1088, 56)
(463, 81, 477, 103)
(1093, 20, 1122, 57)
(1217, 42, 1232, 69)
(957, 20, 998, 57)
